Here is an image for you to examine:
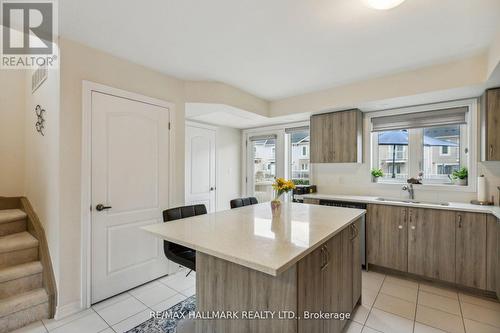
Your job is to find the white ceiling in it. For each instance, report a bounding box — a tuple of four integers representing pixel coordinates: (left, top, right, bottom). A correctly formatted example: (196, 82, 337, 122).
(60, 0, 500, 100)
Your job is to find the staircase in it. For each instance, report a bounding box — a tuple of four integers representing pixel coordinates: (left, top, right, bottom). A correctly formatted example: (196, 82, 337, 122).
(0, 203, 53, 332)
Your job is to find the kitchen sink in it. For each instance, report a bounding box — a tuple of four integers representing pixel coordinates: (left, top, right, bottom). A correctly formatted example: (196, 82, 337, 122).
(374, 197, 449, 206)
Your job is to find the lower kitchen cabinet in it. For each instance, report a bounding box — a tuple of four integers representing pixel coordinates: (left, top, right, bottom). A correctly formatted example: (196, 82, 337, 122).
(298, 222, 360, 333)
(407, 208, 456, 283)
(352, 219, 362, 307)
(456, 212, 487, 289)
(486, 215, 498, 292)
(367, 204, 408, 271)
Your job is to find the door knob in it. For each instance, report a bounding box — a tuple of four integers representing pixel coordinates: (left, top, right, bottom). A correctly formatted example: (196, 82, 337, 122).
(96, 204, 112, 211)
(210, 187, 215, 191)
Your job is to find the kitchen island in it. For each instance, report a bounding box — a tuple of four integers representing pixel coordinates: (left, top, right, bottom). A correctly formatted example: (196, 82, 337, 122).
(143, 202, 365, 333)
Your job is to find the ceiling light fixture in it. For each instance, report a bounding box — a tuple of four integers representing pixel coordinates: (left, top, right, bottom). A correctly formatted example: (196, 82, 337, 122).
(362, 0, 406, 10)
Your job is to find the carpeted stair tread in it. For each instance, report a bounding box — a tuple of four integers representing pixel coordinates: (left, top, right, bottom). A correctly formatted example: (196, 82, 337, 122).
(0, 262, 43, 284)
(0, 288, 48, 318)
(0, 232, 38, 254)
(0, 209, 26, 225)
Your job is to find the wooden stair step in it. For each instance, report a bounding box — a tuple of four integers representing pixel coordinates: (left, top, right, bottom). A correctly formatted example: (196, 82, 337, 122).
(0, 232, 39, 269)
(0, 262, 43, 299)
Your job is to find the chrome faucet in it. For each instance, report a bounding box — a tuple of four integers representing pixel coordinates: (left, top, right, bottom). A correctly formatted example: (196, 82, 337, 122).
(402, 184, 415, 200)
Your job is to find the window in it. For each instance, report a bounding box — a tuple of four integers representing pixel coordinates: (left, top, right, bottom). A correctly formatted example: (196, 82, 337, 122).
(371, 105, 470, 186)
(288, 128, 310, 185)
(250, 136, 276, 202)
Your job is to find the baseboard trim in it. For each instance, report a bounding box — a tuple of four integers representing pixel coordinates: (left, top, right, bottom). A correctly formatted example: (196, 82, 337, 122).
(55, 301, 84, 320)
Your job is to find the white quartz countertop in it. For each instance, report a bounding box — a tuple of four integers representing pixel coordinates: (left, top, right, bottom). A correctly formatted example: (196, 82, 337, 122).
(142, 202, 365, 276)
(299, 193, 500, 219)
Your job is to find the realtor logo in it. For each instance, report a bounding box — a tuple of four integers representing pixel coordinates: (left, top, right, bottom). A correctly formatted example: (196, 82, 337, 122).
(1, 0, 58, 69)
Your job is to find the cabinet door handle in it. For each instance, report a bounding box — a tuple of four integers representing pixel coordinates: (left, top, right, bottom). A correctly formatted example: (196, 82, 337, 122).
(398, 225, 403, 230)
(411, 226, 416, 230)
(457, 214, 462, 228)
(490, 145, 494, 159)
(323, 245, 330, 270)
(320, 246, 325, 270)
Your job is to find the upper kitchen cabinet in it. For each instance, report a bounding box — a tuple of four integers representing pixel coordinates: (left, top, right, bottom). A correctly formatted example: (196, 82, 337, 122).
(482, 88, 500, 161)
(310, 110, 363, 163)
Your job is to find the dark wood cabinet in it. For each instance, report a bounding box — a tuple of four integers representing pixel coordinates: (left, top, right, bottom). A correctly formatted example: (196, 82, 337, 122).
(298, 222, 361, 333)
(367, 204, 408, 271)
(407, 208, 456, 283)
(352, 219, 362, 307)
(456, 212, 487, 289)
(310, 110, 362, 163)
(486, 215, 498, 292)
(482, 88, 500, 161)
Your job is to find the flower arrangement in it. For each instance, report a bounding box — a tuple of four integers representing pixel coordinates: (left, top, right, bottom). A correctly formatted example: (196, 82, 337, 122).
(272, 178, 296, 202)
(270, 178, 295, 218)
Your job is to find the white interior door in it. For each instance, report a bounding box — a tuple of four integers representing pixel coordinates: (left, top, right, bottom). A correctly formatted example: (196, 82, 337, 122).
(91, 91, 172, 303)
(185, 124, 216, 212)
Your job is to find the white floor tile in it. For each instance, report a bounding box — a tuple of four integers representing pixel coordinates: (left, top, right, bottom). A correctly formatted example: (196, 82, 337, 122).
(373, 293, 416, 320)
(416, 304, 464, 333)
(94, 296, 147, 326)
(344, 320, 363, 333)
(419, 284, 458, 300)
(459, 293, 500, 312)
(352, 304, 371, 325)
(418, 290, 461, 315)
(129, 281, 178, 307)
(11, 321, 48, 333)
(362, 288, 379, 308)
(384, 276, 418, 290)
(50, 312, 109, 333)
(112, 309, 153, 333)
(365, 308, 414, 333)
(380, 282, 418, 303)
(180, 286, 196, 297)
(42, 308, 95, 331)
(461, 302, 500, 328)
(464, 319, 500, 333)
(97, 329, 114, 333)
(150, 293, 188, 312)
(92, 293, 132, 312)
(362, 327, 383, 333)
(158, 272, 195, 292)
(414, 322, 448, 333)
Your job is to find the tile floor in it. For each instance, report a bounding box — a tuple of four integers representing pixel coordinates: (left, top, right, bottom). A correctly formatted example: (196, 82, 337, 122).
(10, 270, 500, 333)
(12, 269, 196, 333)
(346, 271, 500, 333)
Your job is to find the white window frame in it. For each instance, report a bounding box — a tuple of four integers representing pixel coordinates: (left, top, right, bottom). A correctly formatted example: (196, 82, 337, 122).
(368, 99, 477, 192)
(242, 121, 310, 196)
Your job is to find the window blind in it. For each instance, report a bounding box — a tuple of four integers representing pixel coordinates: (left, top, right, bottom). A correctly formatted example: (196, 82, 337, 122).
(249, 134, 277, 141)
(371, 107, 468, 132)
(285, 126, 309, 134)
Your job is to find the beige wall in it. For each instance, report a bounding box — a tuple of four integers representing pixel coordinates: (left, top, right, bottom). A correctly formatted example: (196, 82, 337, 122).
(487, 29, 500, 79)
(24, 65, 61, 287)
(58, 38, 187, 308)
(215, 126, 242, 211)
(0, 71, 26, 196)
(270, 54, 488, 116)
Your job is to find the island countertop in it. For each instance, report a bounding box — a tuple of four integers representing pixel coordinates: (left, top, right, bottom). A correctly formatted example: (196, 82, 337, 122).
(142, 202, 365, 276)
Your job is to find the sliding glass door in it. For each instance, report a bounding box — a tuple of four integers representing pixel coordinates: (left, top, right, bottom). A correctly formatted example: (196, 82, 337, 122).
(249, 135, 277, 202)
